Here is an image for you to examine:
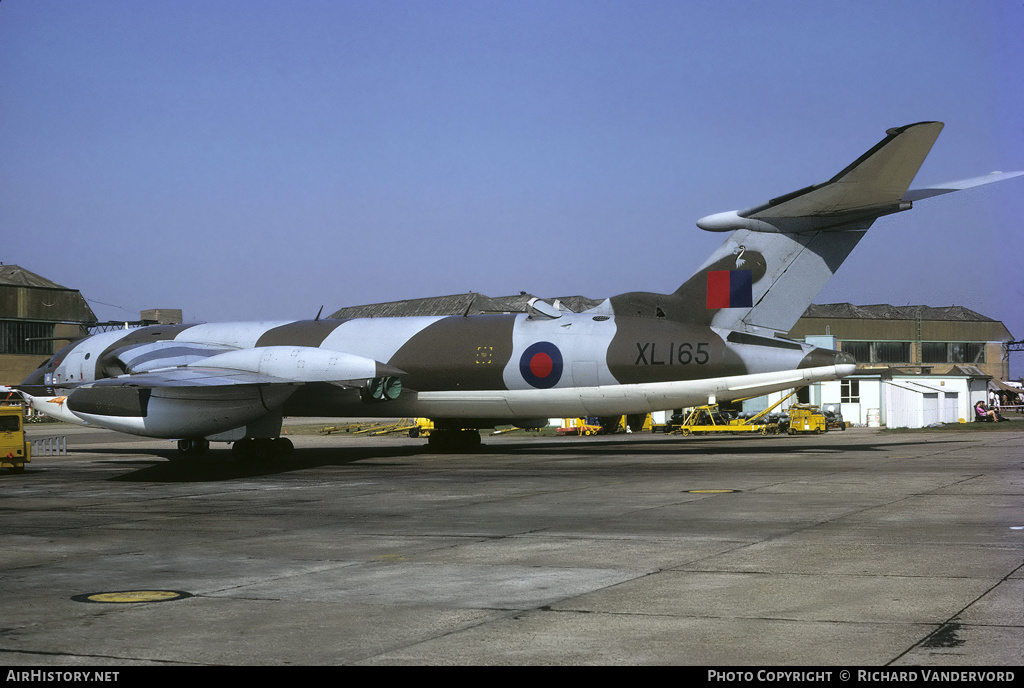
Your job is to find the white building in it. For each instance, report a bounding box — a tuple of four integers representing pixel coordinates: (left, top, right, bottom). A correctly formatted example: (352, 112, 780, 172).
(741, 300, 1014, 429)
(750, 364, 990, 428)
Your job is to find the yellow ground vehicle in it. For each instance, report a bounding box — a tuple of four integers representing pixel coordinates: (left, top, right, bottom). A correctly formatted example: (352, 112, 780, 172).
(787, 404, 828, 434)
(1, 405, 31, 473)
(408, 418, 433, 438)
(674, 405, 780, 436)
(673, 391, 798, 436)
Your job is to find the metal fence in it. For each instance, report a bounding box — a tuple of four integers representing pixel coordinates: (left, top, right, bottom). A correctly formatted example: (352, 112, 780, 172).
(32, 436, 67, 456)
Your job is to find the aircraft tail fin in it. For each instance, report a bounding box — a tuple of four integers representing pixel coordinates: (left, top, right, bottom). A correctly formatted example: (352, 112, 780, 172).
(673, 122, 1020, 336)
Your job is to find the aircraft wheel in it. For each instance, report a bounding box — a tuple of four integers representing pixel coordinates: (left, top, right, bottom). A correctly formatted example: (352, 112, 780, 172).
(426, 429, 480, 452)
(252, 439, 274, 461)
(272, 437, 294, 457)
(459, 430, 481, 449)
(232, 438, 272, 462)
(232, 439, 253, 461)
(427, 431, 448, 451)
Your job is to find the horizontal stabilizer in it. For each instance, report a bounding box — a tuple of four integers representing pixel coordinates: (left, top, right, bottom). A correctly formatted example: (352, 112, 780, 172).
(698, 122, 945, 233)
(903, 170, 1024, 201)
(750, 121, 944, 218)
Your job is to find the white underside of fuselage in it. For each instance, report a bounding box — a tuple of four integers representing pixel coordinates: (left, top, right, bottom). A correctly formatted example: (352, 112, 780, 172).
(25, 361, 852, 438)
(370, 361, 854, 420)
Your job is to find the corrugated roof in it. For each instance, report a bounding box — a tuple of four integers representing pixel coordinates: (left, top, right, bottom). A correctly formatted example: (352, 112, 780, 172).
(0, 264, 69, 290)
(0, 264, 97, 323)
(333, 297, 999, 323)
(802, 303, 994, 322)
(947, 365, 990, 378)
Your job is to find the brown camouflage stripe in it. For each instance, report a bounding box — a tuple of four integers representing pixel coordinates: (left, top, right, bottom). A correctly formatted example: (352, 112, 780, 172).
(388, 314, 516, 391)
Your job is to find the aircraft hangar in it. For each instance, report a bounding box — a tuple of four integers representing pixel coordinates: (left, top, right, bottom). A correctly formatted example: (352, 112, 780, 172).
(0, 264, 96, 387)
(0, 264, 183, 389)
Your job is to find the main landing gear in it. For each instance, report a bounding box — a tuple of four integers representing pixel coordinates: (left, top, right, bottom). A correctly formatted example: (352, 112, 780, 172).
(174, 437, 295, 462)
(231, 437, 294, 462)
(426, 429, 481, 452)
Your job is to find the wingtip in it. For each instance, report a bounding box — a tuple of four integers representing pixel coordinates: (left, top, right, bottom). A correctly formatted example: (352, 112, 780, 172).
(886, 121, 943, 136)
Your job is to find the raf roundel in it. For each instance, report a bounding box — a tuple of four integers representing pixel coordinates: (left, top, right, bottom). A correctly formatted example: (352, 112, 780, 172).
(519, 341, 563, 389)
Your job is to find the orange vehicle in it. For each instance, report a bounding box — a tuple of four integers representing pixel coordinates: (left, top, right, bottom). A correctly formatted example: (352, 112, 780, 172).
(557, 418, 604, 436)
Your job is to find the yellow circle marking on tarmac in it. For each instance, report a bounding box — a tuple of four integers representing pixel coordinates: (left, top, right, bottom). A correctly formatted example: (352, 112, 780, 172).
(687, 489, 738, 493)
(79, 590, 190, 604)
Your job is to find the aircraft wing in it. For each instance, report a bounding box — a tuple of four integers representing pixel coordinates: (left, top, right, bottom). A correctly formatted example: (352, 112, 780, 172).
(46, 343, 408, 439)
(82, 368, 309, 389)
(90, 345, 406, 388)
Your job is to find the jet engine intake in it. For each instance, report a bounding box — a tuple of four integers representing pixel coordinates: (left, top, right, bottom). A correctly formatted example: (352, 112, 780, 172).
(361, 376, 402, 403)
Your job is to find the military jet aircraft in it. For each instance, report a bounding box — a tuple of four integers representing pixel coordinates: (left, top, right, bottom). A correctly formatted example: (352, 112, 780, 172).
(8, 122, 1021, 455)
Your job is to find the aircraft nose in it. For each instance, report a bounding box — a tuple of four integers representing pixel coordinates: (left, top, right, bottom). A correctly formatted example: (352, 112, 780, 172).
(18, 360, 50, 394)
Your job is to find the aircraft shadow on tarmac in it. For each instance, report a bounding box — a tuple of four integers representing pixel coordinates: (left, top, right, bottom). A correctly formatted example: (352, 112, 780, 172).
(103, 444, 429, 482)
(93, 434, 972, 483)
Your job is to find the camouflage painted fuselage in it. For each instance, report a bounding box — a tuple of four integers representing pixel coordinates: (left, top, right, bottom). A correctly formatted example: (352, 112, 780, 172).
(20, 302, 851, 438)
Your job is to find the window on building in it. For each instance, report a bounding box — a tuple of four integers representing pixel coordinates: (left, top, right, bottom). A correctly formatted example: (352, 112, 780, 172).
(921, 342, 986, 364)
(873, 341, 911, 363)
(0, 321, 55, 355)
(950, 342, 985, 364)
(841, 341, 871, 363)
(839, 341, 912, 364)
(921, 342, 947, 363)
(841, 379, 860, 403)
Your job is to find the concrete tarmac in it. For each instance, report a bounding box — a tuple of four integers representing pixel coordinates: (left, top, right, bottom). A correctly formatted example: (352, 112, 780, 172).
(3, 422, 1022, 666)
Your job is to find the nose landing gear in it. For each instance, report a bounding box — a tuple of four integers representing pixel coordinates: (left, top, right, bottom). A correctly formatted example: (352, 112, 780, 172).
(176, 438, 210, 455)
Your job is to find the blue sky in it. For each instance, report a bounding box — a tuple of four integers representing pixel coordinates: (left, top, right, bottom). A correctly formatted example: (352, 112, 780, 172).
(3, 1, 1023, 376)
